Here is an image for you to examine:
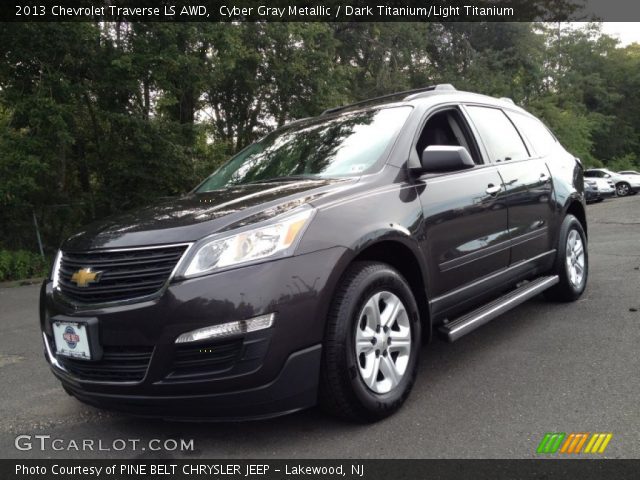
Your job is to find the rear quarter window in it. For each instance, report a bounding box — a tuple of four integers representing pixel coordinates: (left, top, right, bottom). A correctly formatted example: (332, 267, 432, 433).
(507, 111, 558, 157)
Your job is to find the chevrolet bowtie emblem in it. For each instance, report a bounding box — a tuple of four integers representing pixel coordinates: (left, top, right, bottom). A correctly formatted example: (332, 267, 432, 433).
(70, 268, 103, 288)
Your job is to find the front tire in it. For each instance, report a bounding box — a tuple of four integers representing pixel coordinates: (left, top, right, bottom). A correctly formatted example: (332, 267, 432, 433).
(545, 215, 588, 302)
(319, 261, 421, 422)
(616, 182, 630, 197)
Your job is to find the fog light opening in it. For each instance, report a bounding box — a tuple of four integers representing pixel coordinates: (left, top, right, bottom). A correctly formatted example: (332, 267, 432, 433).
(175, 313, 275, 343)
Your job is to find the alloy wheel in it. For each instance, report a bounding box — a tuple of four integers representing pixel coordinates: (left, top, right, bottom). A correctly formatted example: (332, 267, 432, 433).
(617, 183, 630, 196)
(565, 229, 585, 288)
(354, 291, 412, 394)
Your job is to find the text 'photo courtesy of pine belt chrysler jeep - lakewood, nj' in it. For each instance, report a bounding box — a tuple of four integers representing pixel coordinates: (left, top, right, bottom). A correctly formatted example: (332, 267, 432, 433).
(40, 85, 589, 422)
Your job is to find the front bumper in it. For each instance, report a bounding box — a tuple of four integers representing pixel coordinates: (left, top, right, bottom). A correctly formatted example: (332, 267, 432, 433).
(40, 247, 348, 419)
(585, 189, 600, 202)
(47, 337, 322, 420)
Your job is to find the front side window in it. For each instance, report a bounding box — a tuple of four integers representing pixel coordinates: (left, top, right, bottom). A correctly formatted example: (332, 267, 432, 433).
(415, 109, 482, 164)
(466, 106, 529, 163)
(197, 106, 412, 192)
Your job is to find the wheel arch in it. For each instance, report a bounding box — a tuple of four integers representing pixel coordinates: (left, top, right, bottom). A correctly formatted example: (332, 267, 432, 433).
(335, 238, 432, 344)
(565, 200, 588, 239)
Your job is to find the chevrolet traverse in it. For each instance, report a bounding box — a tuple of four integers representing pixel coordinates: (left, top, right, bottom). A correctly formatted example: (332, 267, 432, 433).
(41, 85, 588, 421)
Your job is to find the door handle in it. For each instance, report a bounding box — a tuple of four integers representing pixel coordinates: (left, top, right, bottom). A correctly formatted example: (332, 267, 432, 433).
(486, 184, 501, 195)
(540, 173, 550, 183)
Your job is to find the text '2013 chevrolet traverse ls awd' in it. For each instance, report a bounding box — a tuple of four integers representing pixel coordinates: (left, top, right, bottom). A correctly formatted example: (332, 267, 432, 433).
(41, 85, 588, 422)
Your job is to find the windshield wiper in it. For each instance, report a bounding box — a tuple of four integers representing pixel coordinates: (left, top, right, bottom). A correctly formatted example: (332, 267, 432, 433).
(241, 175, 320, 185)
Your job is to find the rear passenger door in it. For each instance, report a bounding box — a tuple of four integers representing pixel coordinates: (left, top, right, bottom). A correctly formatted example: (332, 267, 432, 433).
(464, 105, 555, 265)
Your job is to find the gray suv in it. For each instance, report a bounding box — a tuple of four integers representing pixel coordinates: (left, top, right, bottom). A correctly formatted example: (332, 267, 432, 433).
(41, 85, 588, 421)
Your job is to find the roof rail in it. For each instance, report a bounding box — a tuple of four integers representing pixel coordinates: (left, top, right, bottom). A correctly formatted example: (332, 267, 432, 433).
(499, 97, 515, 104)
(321, 84, 457, 115)
(283, 116, 312, 127)
(402, 84, 456, 101)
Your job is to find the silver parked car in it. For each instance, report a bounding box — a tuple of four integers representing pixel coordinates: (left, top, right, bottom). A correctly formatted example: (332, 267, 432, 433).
(584, 179, 601, 203)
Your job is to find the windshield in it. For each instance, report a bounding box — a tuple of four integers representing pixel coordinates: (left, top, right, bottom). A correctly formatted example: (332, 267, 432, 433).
(196, 106, 411, 192)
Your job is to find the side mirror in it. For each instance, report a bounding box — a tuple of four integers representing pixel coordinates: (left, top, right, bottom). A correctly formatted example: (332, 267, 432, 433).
(418, 146, 475, 173)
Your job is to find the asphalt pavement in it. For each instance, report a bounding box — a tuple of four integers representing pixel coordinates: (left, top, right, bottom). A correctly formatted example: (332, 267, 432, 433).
(1, 196, 639, 459)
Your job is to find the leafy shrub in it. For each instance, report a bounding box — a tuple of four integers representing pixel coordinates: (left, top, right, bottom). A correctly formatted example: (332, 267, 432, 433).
(607, 153, 638, 172)
(0, 250, 49, 282)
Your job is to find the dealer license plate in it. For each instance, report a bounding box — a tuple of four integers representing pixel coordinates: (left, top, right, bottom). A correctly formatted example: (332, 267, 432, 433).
(52, 321, 92, 360)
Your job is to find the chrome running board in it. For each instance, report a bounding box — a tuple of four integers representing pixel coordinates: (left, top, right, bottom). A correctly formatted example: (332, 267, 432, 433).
(439, 275, 559, 342)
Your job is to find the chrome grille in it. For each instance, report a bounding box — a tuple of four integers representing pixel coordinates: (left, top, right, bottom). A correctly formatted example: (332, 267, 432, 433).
(57, 245, 188, 304)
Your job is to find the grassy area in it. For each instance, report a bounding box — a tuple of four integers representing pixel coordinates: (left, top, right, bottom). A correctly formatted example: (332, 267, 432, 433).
(0, 250, 49, 282)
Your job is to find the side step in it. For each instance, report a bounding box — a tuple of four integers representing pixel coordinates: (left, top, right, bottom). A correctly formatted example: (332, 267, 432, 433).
(439, 275, 559, 342)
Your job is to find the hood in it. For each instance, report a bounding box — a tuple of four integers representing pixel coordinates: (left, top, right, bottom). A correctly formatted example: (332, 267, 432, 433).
(63, 178, 354, 250)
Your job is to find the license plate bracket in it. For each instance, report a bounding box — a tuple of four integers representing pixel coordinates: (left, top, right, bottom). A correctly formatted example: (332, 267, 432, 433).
(51, 316, 102, 361)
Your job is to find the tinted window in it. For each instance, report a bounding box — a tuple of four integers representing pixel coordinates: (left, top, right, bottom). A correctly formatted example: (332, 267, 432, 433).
(416, 109, 481, 164)
(197, 106, 412, 191)
(466, 106, 529, 162)
(507, 111, 557, 157)
(584, 171, 602, 178)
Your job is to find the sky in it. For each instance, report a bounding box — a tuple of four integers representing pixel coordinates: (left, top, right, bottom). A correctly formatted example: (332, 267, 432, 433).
(600, 23, 640, 46)
(584, 0, 640, 45)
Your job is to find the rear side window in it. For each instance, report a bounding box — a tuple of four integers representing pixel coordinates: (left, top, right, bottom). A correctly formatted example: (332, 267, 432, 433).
(465, 106, 529, 163)
(507, 111, 557, 157)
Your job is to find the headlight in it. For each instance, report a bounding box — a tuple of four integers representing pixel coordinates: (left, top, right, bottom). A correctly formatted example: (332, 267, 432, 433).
(51, 250, 62, 289)
(182, 206, 315, 278)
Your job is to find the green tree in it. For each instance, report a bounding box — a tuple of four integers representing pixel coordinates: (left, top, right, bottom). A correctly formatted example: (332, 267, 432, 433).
(2, 20, 640, 255)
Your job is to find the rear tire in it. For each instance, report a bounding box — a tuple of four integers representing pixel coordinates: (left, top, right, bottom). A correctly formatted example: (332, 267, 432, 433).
(545, 215, 588, 302)
(319, 261, 421, 422)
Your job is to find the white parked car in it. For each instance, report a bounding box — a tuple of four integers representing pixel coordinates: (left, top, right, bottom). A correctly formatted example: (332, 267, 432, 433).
(615, 170, 640, 196)
(584, 168, 640, 197)
(618, 170, 640, 183)
(583, 174, 616, 199)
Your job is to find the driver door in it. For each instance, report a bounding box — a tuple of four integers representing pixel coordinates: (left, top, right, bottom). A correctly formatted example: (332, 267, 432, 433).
(414, 107, 509, 314)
